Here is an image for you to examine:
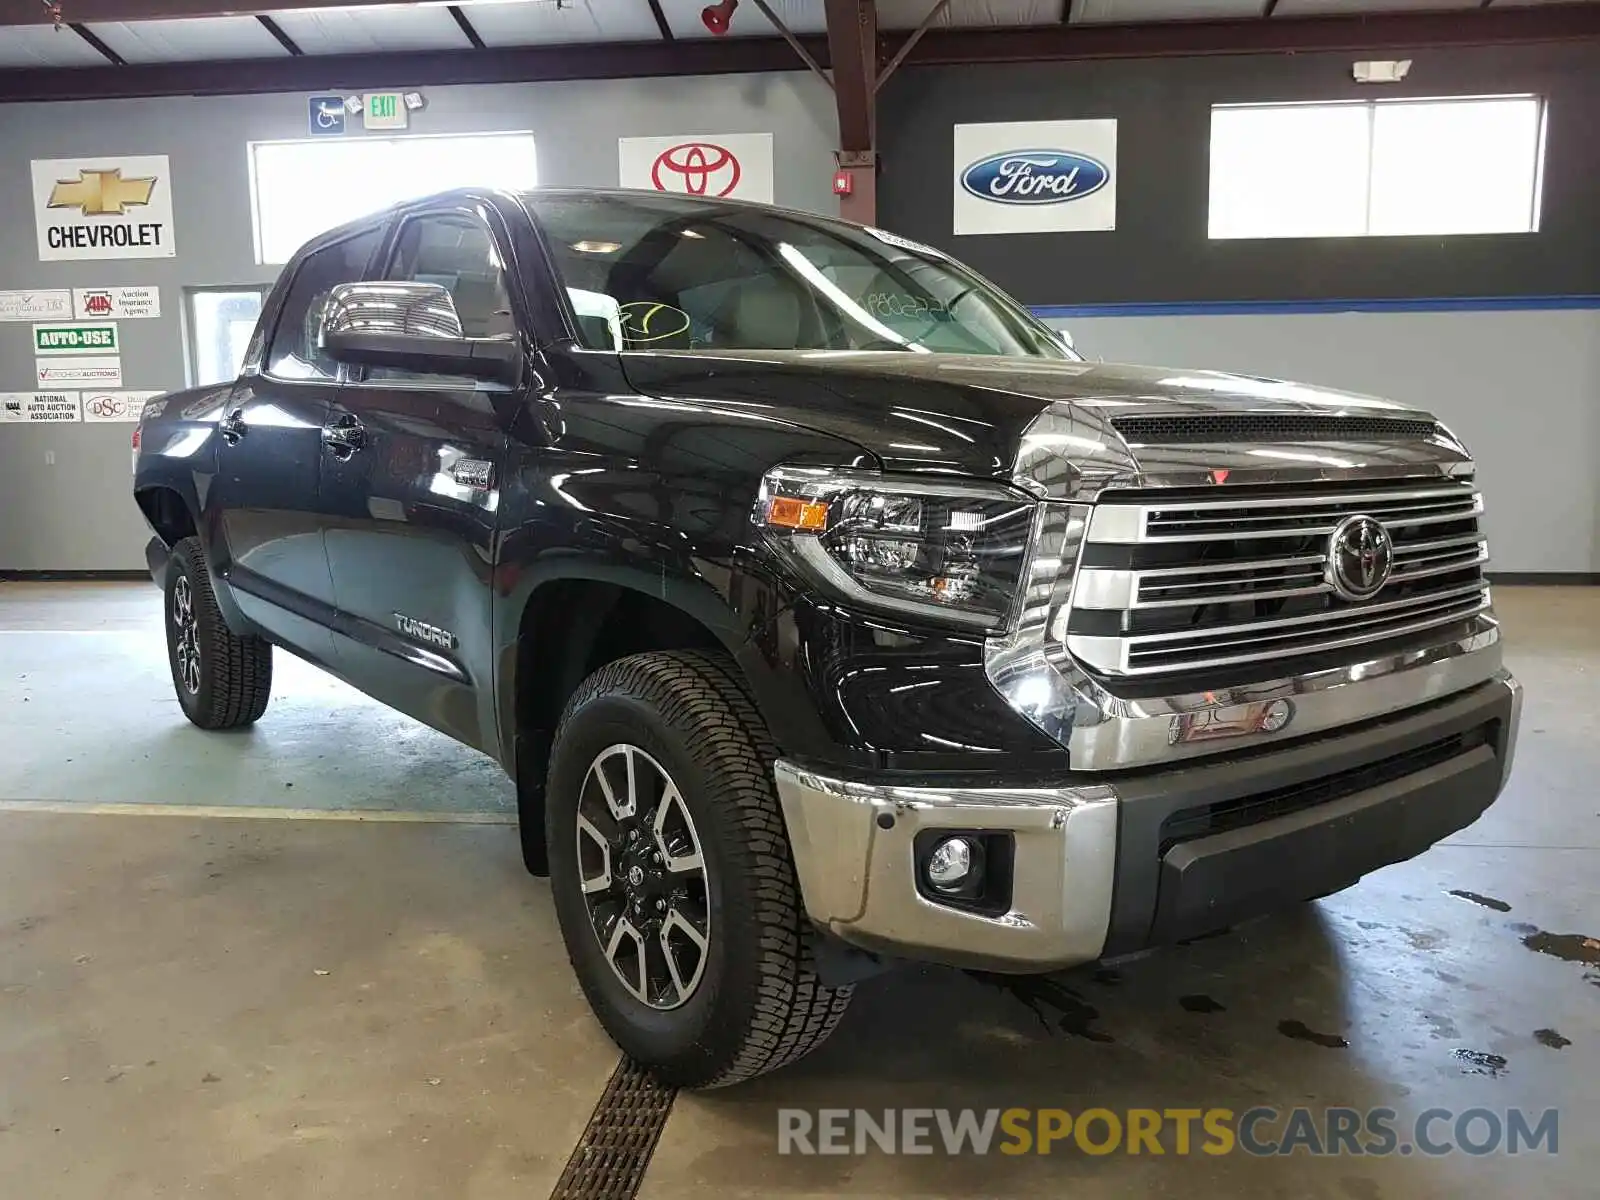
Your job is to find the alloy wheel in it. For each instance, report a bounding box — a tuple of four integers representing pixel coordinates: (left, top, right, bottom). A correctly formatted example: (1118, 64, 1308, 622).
(575, 744, 710, 1010)
(172, 575, 202, 695)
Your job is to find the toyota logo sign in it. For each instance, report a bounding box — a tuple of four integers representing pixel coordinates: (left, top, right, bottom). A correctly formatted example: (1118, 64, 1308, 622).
(1325, 514, 1394, 602)
(651, 142, 742, 197)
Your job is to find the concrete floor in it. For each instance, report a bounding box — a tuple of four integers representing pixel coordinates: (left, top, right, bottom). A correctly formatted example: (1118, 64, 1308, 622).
(0, 581, 1595, 1198)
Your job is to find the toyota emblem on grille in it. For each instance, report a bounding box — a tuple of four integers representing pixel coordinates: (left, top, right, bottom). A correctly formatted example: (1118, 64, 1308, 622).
(1326, 514, 1394, 601)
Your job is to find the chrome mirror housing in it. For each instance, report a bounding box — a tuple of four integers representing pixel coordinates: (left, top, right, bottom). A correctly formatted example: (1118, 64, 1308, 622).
(320, 281, 466, 342)
(317, 281, 521, 386)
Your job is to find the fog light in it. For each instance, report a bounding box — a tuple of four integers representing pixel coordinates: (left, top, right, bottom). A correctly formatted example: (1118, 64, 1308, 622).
(926, 836, 981, 893)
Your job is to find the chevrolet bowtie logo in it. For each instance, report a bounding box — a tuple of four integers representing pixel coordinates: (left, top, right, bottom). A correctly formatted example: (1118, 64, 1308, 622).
(47, 168, 157, 216)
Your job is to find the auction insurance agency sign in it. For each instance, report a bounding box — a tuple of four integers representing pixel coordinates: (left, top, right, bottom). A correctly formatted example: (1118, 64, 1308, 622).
(953, 120, 1117, 236)
(31, 154, 176, 261)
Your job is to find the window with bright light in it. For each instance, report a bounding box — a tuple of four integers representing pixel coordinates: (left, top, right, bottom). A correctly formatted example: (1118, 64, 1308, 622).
(186, 287, 268, 386)
(249, 131, 537, 265)
(1209, 96, 1544, 239)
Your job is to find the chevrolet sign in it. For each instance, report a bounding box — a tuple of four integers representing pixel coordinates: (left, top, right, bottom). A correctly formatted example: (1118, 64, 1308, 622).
(32, 154, 176, 262)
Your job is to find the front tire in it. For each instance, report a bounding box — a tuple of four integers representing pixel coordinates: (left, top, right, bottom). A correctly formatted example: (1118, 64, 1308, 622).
(164, 536, 273, 730)
(546, 650, 852, 1087)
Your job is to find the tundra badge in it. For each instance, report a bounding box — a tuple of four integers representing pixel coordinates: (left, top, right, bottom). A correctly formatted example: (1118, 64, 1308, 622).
(394, 613, 458, 650)
(452, 459, 494, 489)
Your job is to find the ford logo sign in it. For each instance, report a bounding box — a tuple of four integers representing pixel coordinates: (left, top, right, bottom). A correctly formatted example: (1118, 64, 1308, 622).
(960, 149, 1110, 206)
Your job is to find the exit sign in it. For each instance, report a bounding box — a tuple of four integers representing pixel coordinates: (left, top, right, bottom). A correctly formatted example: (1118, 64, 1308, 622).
(363, 92, 407, 130)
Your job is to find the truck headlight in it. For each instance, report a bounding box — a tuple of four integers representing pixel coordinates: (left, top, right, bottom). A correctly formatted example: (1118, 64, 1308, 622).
(758, 467, 1036, 630)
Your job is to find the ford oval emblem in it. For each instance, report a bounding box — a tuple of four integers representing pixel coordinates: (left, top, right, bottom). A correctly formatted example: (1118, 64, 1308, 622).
(960, 149, 1110, 206)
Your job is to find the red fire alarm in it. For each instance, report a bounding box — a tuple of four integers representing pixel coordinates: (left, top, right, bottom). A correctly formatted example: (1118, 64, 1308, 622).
(832, 171, 853, 196)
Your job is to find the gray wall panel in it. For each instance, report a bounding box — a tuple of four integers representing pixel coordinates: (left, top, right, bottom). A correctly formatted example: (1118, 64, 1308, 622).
(879, 43, 1600, 308)
(0, 72, 835, 571)
(1051, 309, 1600, 573)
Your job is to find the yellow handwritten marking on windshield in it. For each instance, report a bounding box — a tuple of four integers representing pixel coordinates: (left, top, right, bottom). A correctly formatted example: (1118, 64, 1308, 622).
(619, 302, 691, 344)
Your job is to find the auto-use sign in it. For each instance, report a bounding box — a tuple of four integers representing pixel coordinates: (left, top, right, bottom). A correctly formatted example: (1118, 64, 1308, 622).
(34, 322, 119, 356)
(31, 154, 176, 261)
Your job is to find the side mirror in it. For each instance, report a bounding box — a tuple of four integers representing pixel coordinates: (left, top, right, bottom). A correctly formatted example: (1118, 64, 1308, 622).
(1058, 328, 1076, 351)
(318, 281, 523, 387)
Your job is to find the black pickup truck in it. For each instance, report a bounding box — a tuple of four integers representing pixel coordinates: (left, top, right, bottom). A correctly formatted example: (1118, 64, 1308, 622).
(133, 188, 1520, 1086)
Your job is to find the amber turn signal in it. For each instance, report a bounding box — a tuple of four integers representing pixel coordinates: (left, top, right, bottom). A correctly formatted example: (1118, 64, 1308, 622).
(766, 495, 830, 532)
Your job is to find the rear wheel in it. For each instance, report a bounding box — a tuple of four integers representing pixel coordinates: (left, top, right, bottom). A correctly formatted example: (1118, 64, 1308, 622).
(546, 650, 852, 1087)
(164, 537, 273, 730)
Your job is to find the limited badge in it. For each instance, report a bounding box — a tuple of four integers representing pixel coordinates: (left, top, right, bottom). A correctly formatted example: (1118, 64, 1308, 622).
(452, 459, 493, 490)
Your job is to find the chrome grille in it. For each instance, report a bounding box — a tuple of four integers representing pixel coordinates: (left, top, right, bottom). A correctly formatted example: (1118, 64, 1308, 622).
(1066, 476, 1490, 677)
(1111, 414, 1440, 445)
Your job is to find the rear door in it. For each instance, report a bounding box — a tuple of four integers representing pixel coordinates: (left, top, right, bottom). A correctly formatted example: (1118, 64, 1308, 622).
(208, 226, 383, 661)
(319, 205, 517, 751)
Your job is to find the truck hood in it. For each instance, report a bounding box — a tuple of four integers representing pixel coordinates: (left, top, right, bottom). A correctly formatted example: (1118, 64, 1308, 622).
(617, 350, 1435, 482)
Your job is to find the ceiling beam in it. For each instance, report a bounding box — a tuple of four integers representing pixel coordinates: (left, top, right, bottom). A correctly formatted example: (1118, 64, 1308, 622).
(256, 13, 302, 56)
(0, 6, 1593, 105)
(0, 35, 830, 103)
(448, 4, 485, 50)
(70, 22, 123, 65)
(888, 5, 1600, 64)
(0, 0, 439, 23)
(644, 0, 674, 41)
(825, 0, 875, 153)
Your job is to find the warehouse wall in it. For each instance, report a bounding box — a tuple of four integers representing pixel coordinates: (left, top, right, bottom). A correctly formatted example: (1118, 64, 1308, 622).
(0, 71, 835, 572)
(878, 41, 1600, 574)
(1044, 308, 1600, 575)
(879, 42, 1600, 307)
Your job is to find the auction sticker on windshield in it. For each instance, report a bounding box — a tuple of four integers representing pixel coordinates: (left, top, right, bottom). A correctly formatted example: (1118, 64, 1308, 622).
(953, 120, 1117, 236)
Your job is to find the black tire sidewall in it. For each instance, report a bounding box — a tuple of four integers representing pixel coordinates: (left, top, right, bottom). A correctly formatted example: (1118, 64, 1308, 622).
(547, 689, 769, 1076)
(164, 545, 215, 724)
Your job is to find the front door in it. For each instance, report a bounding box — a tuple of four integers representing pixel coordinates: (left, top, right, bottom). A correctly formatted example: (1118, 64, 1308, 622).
(210, 225, 384, 663)
(320, 208, 516, 751)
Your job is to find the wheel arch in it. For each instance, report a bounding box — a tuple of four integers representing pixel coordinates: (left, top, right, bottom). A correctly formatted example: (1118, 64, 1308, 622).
(134, 484, 199, 549)
(500, 571, 754, 876)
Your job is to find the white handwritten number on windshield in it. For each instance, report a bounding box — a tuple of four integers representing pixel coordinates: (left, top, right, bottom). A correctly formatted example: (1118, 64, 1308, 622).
(862, 293, 952, 321)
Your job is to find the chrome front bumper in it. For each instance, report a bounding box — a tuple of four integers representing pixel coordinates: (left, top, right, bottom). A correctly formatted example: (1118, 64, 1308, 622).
(775, 672, 1522, 973)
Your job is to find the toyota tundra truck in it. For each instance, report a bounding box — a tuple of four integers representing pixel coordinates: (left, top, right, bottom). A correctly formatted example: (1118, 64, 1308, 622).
(132, 187, 1520, 1086)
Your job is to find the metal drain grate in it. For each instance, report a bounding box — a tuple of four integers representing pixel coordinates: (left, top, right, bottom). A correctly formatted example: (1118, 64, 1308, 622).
(548, 1058, 678, 1200)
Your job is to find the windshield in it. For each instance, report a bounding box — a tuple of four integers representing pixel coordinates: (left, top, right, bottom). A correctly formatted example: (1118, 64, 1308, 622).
(529, 192, 1072, 359)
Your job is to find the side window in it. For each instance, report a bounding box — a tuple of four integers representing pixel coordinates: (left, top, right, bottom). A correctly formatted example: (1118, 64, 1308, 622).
(264, 228, 382, 381)
(389, 213, 514, 338)
(366, 212, 515, 386)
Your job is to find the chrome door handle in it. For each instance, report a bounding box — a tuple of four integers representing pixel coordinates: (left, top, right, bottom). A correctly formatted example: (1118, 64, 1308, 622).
(220, 408, 247, 445)
(322, 414, 365, 458)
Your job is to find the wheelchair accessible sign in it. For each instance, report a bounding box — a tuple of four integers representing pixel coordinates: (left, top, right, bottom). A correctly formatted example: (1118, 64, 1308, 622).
(308, 95, 346, 136)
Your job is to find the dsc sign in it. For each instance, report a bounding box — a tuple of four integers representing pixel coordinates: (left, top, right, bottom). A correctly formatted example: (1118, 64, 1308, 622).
(618, 133, 774, 205)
